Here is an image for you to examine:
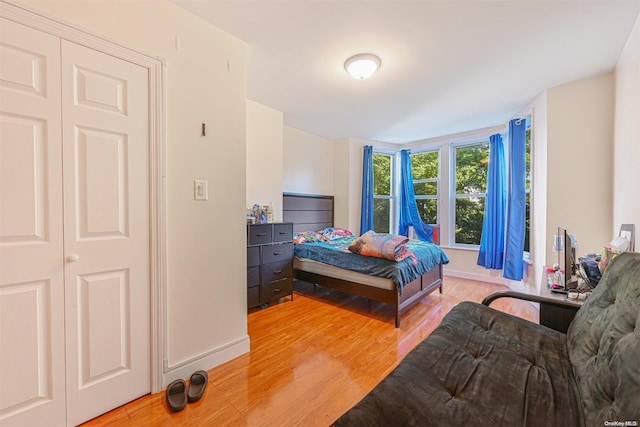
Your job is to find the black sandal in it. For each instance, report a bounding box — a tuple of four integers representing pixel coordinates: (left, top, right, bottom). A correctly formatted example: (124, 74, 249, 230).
(166, 379, 187, 412)
(187, 370, 208, 403)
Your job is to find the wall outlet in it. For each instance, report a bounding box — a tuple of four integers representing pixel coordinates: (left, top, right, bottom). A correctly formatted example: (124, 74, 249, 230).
(194, 180, 208, 201)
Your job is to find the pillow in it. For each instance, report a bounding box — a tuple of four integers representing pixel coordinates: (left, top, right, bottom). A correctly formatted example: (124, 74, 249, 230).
(319, 227, 354, 241)
(348, 231, 413, 262)
(293, 231, 326, 245)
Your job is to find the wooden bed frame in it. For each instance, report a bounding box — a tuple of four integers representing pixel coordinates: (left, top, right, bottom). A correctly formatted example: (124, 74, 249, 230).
(283, 192, 443, 327)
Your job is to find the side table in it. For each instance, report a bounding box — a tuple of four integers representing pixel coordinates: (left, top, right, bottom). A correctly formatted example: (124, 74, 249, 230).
(482, 268, 586, 333)
(538, 267, 585, 332)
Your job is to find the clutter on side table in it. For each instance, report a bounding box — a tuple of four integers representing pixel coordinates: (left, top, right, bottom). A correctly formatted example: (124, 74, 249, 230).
(578, 254, 602, 287)
(600, 231, 633, 273)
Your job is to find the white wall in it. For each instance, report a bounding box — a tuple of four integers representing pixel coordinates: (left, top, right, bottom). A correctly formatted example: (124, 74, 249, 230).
(247, 100, 284, 220)
(333, 138, 366, 232)
(21, 0, 249, 385)
(333, 138, 398, 233)
(283, 126, 334, 196)
(546, 73, 615, 264)
(282, 131, 392, 234)
(332, 138, 353, 230)
(614, 13, 640, 251)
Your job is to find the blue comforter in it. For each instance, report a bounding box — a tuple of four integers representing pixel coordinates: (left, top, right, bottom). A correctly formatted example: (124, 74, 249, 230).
(294, 237, 449, 291)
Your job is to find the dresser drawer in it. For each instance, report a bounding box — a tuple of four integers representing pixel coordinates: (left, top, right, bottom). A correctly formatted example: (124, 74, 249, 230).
(260, 278, 293, 304)
(247, 246, 260, 267)
(248, 224, 272, 245)
(247, 266, 260, 288)
(273, 223, 293, 243)
(248, 286, 260, 308)
(261, 259, 292, 284)
(262, 242, 293, 264)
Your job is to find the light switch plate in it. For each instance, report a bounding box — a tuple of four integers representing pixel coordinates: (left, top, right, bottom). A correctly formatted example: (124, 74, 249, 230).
(194, 180, 208, 201)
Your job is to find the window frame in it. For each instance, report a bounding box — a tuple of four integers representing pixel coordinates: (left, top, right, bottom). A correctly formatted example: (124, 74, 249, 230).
(410, 149, 441, 227)
(523, 119, 532, 255)
(449, 139, 490, 248)
(372, 150, 396, 234)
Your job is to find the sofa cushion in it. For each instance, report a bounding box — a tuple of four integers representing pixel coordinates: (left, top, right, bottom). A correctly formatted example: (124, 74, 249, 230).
(567, 252, 640, 425)
(333, 301, 583, 427)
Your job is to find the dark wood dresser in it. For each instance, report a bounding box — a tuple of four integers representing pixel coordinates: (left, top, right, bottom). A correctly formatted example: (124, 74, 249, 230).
(246, 222, 294, 309)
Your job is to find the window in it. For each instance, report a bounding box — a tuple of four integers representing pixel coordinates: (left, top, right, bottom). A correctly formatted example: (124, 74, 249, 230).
(453, 142, 489, 246)
(373, 152, 393, 233)
(411, 151, 439, 225)
(524, 121, 532, 253)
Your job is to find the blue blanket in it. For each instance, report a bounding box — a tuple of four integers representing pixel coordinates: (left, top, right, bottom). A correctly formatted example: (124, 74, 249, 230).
(294, 237, 449, 292)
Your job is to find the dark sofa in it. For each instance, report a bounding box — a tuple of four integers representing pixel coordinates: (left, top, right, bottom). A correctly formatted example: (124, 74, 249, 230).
(332, 252, 640, 427)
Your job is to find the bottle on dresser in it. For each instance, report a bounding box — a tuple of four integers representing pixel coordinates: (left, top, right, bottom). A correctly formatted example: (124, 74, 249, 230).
(267, 202, 274, 223)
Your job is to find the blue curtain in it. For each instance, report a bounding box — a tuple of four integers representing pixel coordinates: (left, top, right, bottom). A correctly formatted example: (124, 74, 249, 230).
(503, 119, 527, 280)
(360, 145, 374, 235)
(477, 134, 506, 269)
(398, 150, 434, 242)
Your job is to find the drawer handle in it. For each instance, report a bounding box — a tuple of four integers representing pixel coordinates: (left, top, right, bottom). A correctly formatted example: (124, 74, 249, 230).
(279, 231, 287, 234)
(273, 252, 282, 255)
(256, 233, 267, 237)
(273, 288, 281, 293)
(273, 270, 282, 274)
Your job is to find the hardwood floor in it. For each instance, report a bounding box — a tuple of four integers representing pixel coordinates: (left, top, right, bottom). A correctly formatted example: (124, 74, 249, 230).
(82, 277, 538, 427)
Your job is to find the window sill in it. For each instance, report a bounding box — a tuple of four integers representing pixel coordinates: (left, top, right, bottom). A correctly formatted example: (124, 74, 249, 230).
(441, 246, 531, 260)
(440, 245, 479, 252)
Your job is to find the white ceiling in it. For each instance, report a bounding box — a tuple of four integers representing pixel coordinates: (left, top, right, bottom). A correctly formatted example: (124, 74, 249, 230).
(170, 0, 639, 144)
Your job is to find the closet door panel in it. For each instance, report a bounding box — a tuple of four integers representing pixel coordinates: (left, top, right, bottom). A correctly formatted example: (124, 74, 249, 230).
(61, 40, 150, 427)
(0, 18, 66, 427)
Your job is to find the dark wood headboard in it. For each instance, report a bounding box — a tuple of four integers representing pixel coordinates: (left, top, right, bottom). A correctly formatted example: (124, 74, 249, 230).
(283, 193, 334, 233)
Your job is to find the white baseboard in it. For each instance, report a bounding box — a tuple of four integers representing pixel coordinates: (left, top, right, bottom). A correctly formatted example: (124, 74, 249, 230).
(162, 335, 250, 388)
(444, 269, 537, 308)
(444, 268, 509, 285)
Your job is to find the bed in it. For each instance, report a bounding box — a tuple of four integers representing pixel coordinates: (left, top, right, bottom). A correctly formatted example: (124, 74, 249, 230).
(283, 193, 449, 327)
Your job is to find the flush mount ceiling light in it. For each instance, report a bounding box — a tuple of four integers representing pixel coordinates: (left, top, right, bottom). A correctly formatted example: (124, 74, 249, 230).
(344, 53, 381, 80)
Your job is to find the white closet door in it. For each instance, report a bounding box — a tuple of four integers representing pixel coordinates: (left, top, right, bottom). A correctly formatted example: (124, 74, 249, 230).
(61, 40, 150, 426)
(0, 18, 66, 427)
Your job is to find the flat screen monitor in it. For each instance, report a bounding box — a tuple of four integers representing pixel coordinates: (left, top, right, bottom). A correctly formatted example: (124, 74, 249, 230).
(556, 226, 578, 290)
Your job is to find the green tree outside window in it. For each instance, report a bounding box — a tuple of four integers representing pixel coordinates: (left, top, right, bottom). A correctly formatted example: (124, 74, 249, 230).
(373, 153, 392, 233)
(411, 151, 439, 225)
(454, 143, 489, 245)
